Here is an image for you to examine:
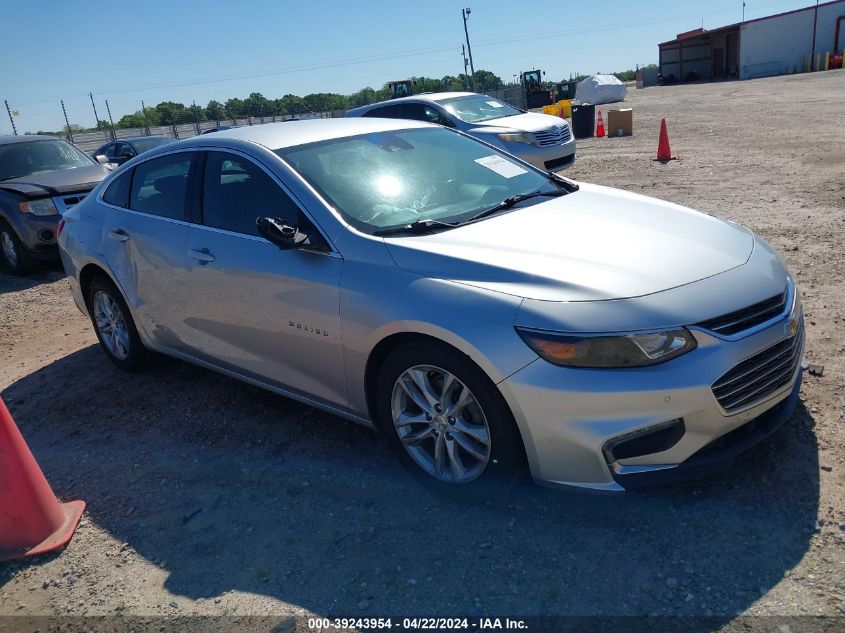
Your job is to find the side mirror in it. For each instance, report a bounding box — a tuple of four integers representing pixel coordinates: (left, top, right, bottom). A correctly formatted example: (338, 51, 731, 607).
(95, 154, 110, 165)
(257, 216, 308, 250)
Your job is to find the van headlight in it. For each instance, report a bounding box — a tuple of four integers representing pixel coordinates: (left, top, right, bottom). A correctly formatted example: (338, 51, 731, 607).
(516, 327, 697, 368)
(19, 198, 58, 216)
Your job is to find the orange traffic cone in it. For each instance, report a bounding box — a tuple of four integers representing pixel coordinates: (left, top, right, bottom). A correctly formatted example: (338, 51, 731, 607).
(652, 118, 679, 161)
(0, 397, 85, 561)
(596, 111, 606, 138)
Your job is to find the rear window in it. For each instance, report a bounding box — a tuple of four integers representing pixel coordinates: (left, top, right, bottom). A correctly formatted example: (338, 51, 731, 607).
(102, 169, 132, 208)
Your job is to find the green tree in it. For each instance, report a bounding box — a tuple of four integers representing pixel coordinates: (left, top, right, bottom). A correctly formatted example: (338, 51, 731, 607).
(471, 70, 503, 91)
(224, 98, 245, 119)
(154, 101, 187, 125)
(244, 92, 270, 117)
(206, 100, 225, 121)
(280, 94, 306, 115)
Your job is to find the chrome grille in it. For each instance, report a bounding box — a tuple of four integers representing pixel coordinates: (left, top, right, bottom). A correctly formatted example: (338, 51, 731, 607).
(711, 323, 803, 412)
(533, 125, 572, 147)
(53, 194, 86, 215)
(698, 288, 788, 336)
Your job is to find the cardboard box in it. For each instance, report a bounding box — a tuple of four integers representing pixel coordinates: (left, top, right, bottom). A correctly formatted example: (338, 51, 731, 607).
(607, 108, 633, 136)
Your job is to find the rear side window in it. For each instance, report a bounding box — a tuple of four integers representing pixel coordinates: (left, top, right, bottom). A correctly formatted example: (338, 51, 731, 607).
(129, 152, 193, 220)
(202, 151, 300, 236)
(363, 105, 405, 119)
(102, 169, 132, 208)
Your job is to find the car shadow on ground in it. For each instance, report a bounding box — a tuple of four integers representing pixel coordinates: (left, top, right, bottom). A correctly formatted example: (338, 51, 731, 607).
(0, 262, 64, 294)
(0, 345, 820, 617)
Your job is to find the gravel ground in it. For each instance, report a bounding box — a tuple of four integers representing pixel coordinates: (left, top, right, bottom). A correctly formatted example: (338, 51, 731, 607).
(1, 71, 844, 629)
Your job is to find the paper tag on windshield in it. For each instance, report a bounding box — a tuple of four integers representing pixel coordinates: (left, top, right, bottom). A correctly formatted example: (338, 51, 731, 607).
(486, 101, 505, 108)
(475, 155, 527, 178)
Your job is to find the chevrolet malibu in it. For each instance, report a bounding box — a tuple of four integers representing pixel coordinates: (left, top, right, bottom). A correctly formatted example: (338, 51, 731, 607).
(58, 119, 804, 497)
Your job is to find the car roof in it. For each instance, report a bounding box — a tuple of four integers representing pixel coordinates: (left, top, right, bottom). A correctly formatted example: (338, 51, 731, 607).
(346, 92, 486, 117)
(0, 134, 63, 146)
(116, 136, 174, 143)
(174, 117, 436, 151)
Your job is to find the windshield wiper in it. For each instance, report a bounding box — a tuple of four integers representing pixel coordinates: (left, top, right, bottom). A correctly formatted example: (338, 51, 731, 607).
(464, 189, 568, 223)
(373, 219, 459, 237)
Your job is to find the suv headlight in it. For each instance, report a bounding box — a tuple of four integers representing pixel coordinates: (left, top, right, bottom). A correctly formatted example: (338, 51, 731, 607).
(516, 327, 697, 368)
(498, 132, 536, 146)
(19, 198, 58, 216)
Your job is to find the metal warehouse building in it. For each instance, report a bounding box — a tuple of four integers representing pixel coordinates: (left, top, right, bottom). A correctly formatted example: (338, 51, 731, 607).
(658, 0, 845, 81)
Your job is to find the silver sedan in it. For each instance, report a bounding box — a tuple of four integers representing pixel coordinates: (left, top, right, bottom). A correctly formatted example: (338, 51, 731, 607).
(58, 118, 804, 498)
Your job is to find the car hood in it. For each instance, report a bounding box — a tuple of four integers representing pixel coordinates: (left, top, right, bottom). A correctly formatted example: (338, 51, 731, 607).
(384, 183, 755, 302)
(0, 164, 109, 199)
(468, 111, 566, 133)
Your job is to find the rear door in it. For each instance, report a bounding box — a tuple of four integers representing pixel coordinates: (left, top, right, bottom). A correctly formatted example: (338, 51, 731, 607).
(100, 150, 196, 351)
(180, 150, 346, 406)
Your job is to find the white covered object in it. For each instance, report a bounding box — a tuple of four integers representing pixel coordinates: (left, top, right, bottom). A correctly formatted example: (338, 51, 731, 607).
(575, 74, 627, 105)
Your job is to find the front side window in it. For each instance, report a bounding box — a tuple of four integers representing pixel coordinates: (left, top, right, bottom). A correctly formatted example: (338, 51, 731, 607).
(279, 127, 556, 233)
(438, 95, 522, 123)
(362, 105, 405, 119)
(98, 144, 118, 160)
(0, 140, 94, 181)
(202, 151, 300, 236)
(129, 152, 193, 220)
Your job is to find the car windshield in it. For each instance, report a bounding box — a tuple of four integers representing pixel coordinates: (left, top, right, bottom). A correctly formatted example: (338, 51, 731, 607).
(131, 136, 174, 153)
(278, 127, 558, 234)
(0, 139, 94, 181)
(437, 95, 523, 123)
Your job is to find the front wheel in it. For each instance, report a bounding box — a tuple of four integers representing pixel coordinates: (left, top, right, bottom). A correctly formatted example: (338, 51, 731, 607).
(376, 341, 526, 500)
(0, 221, 36, 275)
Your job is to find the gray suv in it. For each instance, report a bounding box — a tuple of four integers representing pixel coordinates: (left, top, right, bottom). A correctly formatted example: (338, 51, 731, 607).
(0, 135, 111, 274)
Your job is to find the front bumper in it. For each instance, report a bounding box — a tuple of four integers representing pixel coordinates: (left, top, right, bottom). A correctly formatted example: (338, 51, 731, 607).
(499, 311, 805, 492)
(3, 211, 61, 258)
(503, 136, 576, 171)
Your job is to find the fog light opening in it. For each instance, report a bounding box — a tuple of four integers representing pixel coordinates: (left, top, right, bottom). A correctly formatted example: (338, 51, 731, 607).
(603, 418, 686, 463)
(38, 229, 55, 242)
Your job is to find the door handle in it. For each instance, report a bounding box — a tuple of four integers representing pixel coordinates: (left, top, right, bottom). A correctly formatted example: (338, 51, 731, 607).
(189, 248, 215, 264)
(107, 228, 130, 242)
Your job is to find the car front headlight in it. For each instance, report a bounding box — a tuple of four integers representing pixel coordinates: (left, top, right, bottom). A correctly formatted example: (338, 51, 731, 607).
(516, 327, 697, 368)
(497, 132, 536, 146)
(19, 198, 58, 216)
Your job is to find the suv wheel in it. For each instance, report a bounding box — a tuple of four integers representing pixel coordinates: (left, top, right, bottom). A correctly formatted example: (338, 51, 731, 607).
(376, 341, 526, 500)
(0, 221, 36, 275)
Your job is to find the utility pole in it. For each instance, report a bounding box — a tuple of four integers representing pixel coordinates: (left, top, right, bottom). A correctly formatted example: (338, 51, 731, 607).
(4, 100, 17, 135)
(461, 44, 470, 89)
(89, 92, 101, 130)
(742, 1, 746, 22)
(462, 8, 476, 91)
(105, 99, 116, 138)
(61, 100, 73, 143)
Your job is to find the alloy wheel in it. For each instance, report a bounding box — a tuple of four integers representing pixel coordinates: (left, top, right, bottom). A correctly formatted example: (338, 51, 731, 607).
(391, 365, 491, 483)
(93, 290, 130, 360)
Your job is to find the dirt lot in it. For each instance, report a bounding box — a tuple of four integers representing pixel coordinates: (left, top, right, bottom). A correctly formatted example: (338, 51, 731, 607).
(1, 71, 844, 629)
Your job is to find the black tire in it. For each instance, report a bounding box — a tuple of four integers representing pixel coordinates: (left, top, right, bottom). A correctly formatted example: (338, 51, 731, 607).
(85, 275, 150, 371)
(376, 340, 526, 501)
(0, 220, 37, 275)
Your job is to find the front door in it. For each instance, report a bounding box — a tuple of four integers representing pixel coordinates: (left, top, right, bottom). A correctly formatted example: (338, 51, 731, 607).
(180, 150, 347, 407)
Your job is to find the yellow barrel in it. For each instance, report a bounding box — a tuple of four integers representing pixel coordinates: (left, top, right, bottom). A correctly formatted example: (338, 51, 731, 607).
(557, 99, 572, 118)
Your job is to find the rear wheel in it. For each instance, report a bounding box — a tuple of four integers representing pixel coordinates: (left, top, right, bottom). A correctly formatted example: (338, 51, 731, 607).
(0, 221, 36, 275)
(85, 275, 150, 371)
(376, 341, 526, 500)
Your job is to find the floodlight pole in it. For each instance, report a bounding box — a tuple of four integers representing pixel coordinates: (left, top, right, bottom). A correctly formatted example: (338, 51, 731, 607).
(89, 92, 101, 130)
(4, 100, 17, 135)
(462, 8, 476, 90)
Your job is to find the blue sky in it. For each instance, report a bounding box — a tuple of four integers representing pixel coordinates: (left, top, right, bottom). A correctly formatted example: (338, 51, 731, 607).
(0, 0, 819, 132)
